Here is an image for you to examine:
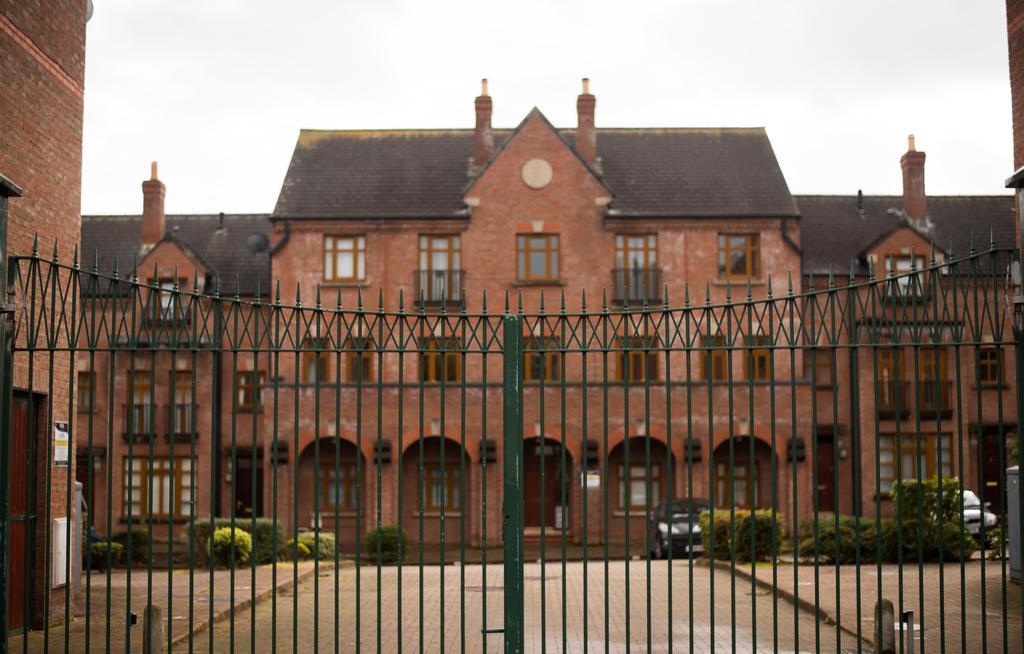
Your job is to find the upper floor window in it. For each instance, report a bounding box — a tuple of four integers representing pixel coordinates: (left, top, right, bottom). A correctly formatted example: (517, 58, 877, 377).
(517, 234, 559, 282)
(524, 336, 561, 383)
(616, 336, 659, 382)
(77, 371, 96, 412)
(324, 236, 366, 282)
(420, 337, 462, 383)
(344, 337, 375, 383)
(701, 335, 729, 382)
(978, 347, 1002, 386)
(236, 371, 265, 412)
(615, 234, 657, 269)
(805, 349, 835, 388)
(744, 336, 772, 381)
(301, 338, 331, 384)
(884, 255, 926, 298)
(718, 234, 759, 279)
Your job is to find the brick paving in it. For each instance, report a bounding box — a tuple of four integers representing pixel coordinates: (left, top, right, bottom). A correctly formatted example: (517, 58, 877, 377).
(183, 559, 840, 653)
(8, 561, 318, 653)
(738, 558, 1023, 654)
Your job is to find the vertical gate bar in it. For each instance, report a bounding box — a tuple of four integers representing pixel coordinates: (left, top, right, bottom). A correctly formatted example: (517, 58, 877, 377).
(559, 297, 567, 654)
(786, 277, 799, 652)
(807, 275, 821, 654)
(703, 286, 716, 654)
(188, 284, 199, 654)
(828, 272, 841, 654)
(62, 251, 77, 654)
(439, 302, 447, 653)
(684, 287, 695, 654)
(250, 290, 261, 654)
(270, 282, 281, 654)
(992, 254, 1010, 652)
(0, 178, 19, 654)
(725, 285, 736, 654)
(313, 290, 323, 654)
(290, 286, 300, 654)
(930, 250, 946, 654)
(416, 301, 423, 654)
(580, 292, 589, 654)
(743, 282, 756, 652)
(537, 297, 547, 654)
(41, 244, 57, 653)
(601, 294, 609, 654)
(502, 313, 524, 654)
(620, 296, 630, 652)
(969, 250, 988, 653)
(459, 303, 467, 654)
(662, 288, 673, 654)
(766, 278, 779, 654)
(167, 300, 178, 650)
(1013, 244, 1024, 654)
(478, 292, 487, 654)
(642, 301, 652, 654)
(909, 261, 926, 654)
(396, 291, 406, 654)
(126, 271, 139, 654)
(147, 289, 157, 649)
(23, 247, 38, 654)
(846, 264, 863, 654)
(229, 284, 240, 653)
(948, 256, 968, 654)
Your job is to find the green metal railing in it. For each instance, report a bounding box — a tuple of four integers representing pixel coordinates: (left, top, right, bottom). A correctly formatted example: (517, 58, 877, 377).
(0, 239, 1022, 653)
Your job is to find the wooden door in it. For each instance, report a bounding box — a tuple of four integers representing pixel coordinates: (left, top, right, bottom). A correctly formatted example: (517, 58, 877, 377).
(523, 441, 563, 527)
(6, 394, 32, 630)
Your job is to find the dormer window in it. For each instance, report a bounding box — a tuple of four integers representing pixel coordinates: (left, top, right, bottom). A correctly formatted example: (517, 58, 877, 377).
(324, 235, 366, 282)
(718, 234, 759, 280)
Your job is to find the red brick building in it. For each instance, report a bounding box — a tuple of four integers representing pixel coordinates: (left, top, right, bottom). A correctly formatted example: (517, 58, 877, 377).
(79, 81, 1017, 551)
(1, 0, 89, 630)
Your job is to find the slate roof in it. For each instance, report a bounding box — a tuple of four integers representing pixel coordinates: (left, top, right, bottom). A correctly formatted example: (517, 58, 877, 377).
(795, 195, 1016, 275)
(273, 126, 799, 219)
(80, 214, 272, 296)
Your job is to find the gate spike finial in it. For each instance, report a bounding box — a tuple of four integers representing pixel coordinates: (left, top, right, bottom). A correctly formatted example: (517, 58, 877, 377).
(31, 233, 39, 256)
(601, 288, 608, 312)
(787, 272, 793, 296)
(929, 241, 937, 266)
(192, 274, 200, 294)
(356, 288, 363, 311)
(51, 237, 58, 262)
(684, 284, 690, 308)
(663, 284, 669, 308)
(848, 261, 856, 284)
(503, 289, 509, 315)
(336, 287, 342, 310)
(560, 289, 566, 313)
(766, 274, 773, 299)
(517, 290, 523, 314)
(378, 288, 384, 311)
(234, 275, 241, 300)
(746, 277, 753, 301)
(704, 282, 711, 305)
(724, 279, 732, 304)
(72, 243, 79, 268)
(398, 287, 405, 312)
(111, 254, 119, 279)
(254, 277, 261, 302)
(539, 290, 545, 313)
(275, 279, 281, 304)
(989, 225, 996, 251)
(580, 288, 587, 312)
(294, 281, 301, 305)
(315, 284, 321, 308)
(947, 238, 955, 261)
(481, 288, 487, 313)
(827, 265, 835, 290)
(969, 230, 976, 255)
(808, 272, 815, 291)
(91, 248, 99, 273)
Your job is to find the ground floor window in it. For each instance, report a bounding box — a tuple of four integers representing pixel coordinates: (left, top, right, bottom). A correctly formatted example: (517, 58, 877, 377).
(716, 460, 757, 509)
(619, 463, 661, 509)
(123, 457, 193, 518)
(426, 463, 461, 511)
(877, 433, 953, 492)
(320, 462, 358, 511)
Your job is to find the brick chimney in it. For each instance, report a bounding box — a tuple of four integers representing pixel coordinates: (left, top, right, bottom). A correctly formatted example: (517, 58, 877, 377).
(900, 135, 927, 219)
(141, 161, 166, 245)
(473, 79, 494, 167)
(575, 78, 597, 165)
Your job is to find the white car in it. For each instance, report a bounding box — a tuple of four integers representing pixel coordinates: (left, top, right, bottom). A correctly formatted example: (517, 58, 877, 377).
(962, 489, 998, 542)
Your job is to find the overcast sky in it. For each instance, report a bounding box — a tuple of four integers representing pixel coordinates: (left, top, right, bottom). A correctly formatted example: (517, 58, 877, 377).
(81, 0, 1014, 215)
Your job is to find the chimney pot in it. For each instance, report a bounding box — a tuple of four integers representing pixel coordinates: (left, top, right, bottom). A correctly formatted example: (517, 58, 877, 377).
(575, 78, 597, 165)
(900, 137, 927, 220)
(141, 162, 166, 245)
(473, 79, 494, 167)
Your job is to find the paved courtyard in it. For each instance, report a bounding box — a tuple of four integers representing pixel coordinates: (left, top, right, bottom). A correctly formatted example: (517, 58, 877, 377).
(182, 559, 843, 653)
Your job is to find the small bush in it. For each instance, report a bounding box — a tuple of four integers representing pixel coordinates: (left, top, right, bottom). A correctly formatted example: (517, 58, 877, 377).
(189, 518, 283, 566)
(364, 526, 407, 564)
(296, 531, 337, 560)
(797, 514, 898, 564)
(89, 542, 124, 571)
(890, 478, 977, 563)
(209, 527, 252, 568)
(110, 529, 149, 563)
(699, 509, 782, 563)
(280, 539, 312, 561)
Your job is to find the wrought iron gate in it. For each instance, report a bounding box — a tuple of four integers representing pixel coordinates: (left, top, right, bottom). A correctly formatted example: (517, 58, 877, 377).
(0, 239, 1023, 653)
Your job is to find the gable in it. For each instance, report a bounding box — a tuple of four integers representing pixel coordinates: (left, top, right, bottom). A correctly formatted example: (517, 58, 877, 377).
(137, 238, 208, 288)
(464, 109, 611, 204)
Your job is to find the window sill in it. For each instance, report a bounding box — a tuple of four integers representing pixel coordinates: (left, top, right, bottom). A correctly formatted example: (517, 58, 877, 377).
(612, 510, 653, 517)
(119, 516, 193, 525)
(412, 512, 463, 518)
(974, 383, 1009, 391)
(315, 511, 359, 519)
(320, 281, 370, 288)
(512, 279, 564, 287)
(713, 279, 765, 287)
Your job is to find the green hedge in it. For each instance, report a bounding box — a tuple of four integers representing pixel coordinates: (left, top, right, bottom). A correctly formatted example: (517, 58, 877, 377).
(295, 531, 337, 561)
(110, 529, 149, 563)
(89, 542, 124, 571)
(796, 478, 978, 565)
(699, 509, 782, 562)
(364, 526, 407, 564)
(209, 527, 252, 568)
(189, 518, 283, 566)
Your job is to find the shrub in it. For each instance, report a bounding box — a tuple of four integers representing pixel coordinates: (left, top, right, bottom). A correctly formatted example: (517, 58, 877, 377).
(89, 542, 124, 571)
(890, 478, 977, 563)
(797, 515, 898, 564)
(364, 526, 407, 564)
(296, 531, 337, 560)
(208, 527, 252, 568)
(189, 518, 283, 566)
(699, 509, 782, 563)
(280, 539, 312, 561)
(111, 528, 149, 563)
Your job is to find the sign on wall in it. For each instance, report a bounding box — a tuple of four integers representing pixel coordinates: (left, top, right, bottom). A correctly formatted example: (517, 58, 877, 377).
(53, 421, 69, 467)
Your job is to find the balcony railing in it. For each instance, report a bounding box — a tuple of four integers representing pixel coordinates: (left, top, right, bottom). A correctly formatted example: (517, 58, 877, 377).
(612, 268, 663, 304)
(877, 380, 911, 418)
(414, 269, 464, 306)
(918, 380, 953, 417)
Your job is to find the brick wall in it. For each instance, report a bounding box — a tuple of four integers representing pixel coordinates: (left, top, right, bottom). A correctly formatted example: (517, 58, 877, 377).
(1009, 0, 1024, 245)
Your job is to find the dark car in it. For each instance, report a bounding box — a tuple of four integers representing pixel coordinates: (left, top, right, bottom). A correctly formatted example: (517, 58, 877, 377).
(648, 498, 709, 559)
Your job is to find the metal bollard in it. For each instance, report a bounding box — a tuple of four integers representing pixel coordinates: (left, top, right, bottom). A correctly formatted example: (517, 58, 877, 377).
(901, 610, 915, 654)
(142, 604, 165, 654)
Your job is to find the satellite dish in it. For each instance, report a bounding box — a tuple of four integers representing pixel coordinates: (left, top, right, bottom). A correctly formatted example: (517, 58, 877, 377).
(245, 233, 269, 253)
(87, 1, 94, 22)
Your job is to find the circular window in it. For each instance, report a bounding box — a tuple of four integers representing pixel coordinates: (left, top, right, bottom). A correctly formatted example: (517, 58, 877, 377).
(521, 158, 554, 189)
